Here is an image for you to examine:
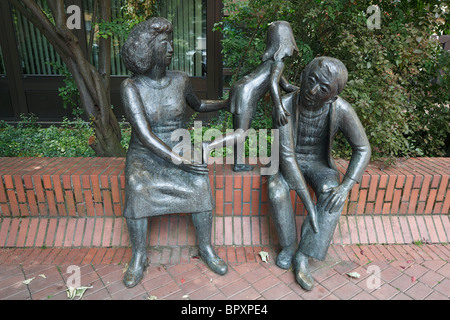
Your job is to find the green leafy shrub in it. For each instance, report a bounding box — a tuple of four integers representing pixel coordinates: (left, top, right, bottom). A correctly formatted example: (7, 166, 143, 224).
(0, 115, 94, 157)
(217, 0, 450, 161)
(0, 115, 132, 157)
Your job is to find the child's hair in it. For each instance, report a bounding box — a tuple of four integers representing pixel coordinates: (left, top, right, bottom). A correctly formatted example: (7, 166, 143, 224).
(261, 21, 298, 62)
(121, 17, 173, 75)
(302, 57, 348, 95)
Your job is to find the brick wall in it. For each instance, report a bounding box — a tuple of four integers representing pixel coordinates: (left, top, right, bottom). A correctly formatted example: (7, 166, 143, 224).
(0, 157, 448, 248)
(1, 157, 448, 218)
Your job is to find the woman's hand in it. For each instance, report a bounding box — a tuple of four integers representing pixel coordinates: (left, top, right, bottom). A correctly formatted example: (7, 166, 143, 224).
(179, 158, 209, 175)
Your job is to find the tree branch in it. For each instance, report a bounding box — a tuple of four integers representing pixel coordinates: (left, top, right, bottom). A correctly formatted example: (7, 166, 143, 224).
(87, 0, 98, 60)
(46, 0, 68, 35)
(98, 0, 111, 103)
(7, 0, 72, 57)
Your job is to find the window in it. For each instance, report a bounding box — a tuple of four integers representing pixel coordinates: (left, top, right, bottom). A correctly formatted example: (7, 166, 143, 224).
(11, 0, 63, 75)
(0, 46, 5, 75)
(82, 0, 207, 77)
(160, 0, 207, 77)
(83, 0, 129, 75)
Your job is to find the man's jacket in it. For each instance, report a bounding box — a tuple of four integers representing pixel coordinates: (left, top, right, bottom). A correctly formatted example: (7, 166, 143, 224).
(274, 91, 371, 191)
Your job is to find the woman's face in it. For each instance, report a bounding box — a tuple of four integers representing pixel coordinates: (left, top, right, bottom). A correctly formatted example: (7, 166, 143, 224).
(152, 32, 174, 68)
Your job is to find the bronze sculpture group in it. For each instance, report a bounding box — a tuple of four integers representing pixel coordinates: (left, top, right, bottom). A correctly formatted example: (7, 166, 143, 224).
(120, 18, 371, 291)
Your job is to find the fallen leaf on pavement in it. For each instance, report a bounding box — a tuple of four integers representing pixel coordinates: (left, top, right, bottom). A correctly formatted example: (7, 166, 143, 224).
(66, 286, 93, 300)
(346, 272, 361, 279)
(22, 277, 35, 285)
(259, 251, 269, 263)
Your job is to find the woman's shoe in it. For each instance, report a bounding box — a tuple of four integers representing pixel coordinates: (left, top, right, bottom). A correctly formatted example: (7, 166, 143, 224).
(123, 254, 149, 288)
(199, 245, 228, 275)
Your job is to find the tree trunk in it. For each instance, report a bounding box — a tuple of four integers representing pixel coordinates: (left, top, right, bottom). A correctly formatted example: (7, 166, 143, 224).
(7, 0, 126, 157)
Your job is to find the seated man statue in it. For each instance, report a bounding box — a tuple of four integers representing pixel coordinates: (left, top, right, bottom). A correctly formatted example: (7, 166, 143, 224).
(268, 56, 371, 291)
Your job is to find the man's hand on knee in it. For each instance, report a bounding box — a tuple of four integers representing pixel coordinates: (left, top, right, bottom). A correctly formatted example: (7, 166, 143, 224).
(323, 184, 352, 213)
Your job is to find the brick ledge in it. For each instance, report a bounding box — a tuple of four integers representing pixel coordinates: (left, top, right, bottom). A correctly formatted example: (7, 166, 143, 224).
(0, 214, 448, 249)
(0, 157, 449, 217)
(0, 157, 448, 249)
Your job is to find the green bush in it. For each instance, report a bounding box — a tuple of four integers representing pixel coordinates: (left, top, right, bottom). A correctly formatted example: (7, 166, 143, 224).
(0, 115, 131, 157)
(216, 0, 450, 161)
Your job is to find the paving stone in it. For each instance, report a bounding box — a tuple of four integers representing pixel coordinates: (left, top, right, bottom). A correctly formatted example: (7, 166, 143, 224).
(332, 281, 362, 300)
(0, 245, 449, 301)
(404, 282, 433, 300)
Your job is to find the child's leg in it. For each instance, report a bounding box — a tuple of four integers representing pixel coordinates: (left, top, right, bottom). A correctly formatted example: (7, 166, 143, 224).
(202, 111, 253, 172)
(232, 111, 254, 171)
(203, 130, 237, 164)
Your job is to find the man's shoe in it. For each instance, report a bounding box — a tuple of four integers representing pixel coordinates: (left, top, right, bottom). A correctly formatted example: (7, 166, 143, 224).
(293, 251, 314, 291)
(276, 243, 296, 269)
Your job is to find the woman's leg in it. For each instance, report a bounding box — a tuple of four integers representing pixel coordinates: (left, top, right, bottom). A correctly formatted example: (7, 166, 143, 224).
(123, 217, 149, 288)
(191, 211, 228, 275)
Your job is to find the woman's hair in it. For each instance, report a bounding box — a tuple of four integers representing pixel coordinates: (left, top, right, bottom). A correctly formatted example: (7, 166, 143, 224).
(121, 17, 173, 74)
(302, 57, 348, 95)
(261, 21, 298, 62)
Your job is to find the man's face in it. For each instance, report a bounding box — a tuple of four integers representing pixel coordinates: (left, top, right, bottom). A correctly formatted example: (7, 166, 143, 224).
(153, 32, 174, 67)
(300, 65, 338, 109)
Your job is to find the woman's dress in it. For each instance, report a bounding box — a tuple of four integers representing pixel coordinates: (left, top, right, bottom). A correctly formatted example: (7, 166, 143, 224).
(123, 71, 213, 219)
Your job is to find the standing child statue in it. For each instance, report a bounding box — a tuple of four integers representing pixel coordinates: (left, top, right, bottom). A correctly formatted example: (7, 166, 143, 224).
(203, 21, 300, 171)
(120, 17, 229, 288)
(268, 57, 371, 291)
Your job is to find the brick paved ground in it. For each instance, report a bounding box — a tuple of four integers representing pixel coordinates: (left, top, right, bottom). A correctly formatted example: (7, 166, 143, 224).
(0, 244, 449, 301)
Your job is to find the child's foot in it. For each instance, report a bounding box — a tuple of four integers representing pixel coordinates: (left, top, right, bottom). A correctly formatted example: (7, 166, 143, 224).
(202, 141, 211, 165)
(233, 164, 253, 172)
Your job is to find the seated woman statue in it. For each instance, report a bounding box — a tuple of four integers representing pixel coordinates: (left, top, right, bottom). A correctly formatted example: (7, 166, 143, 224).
(120, 17, 229, 288)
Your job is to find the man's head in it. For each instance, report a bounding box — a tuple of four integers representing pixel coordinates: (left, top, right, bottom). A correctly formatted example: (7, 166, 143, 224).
(299, 57, 348, 109)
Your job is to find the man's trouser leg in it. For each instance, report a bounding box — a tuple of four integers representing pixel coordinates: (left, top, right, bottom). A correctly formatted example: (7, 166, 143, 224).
(268, 173, 297, 268)
(298, 164, 342, 261)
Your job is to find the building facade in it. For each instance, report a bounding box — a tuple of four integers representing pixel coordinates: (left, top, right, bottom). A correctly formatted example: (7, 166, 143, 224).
(0, 0, 224, 123)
